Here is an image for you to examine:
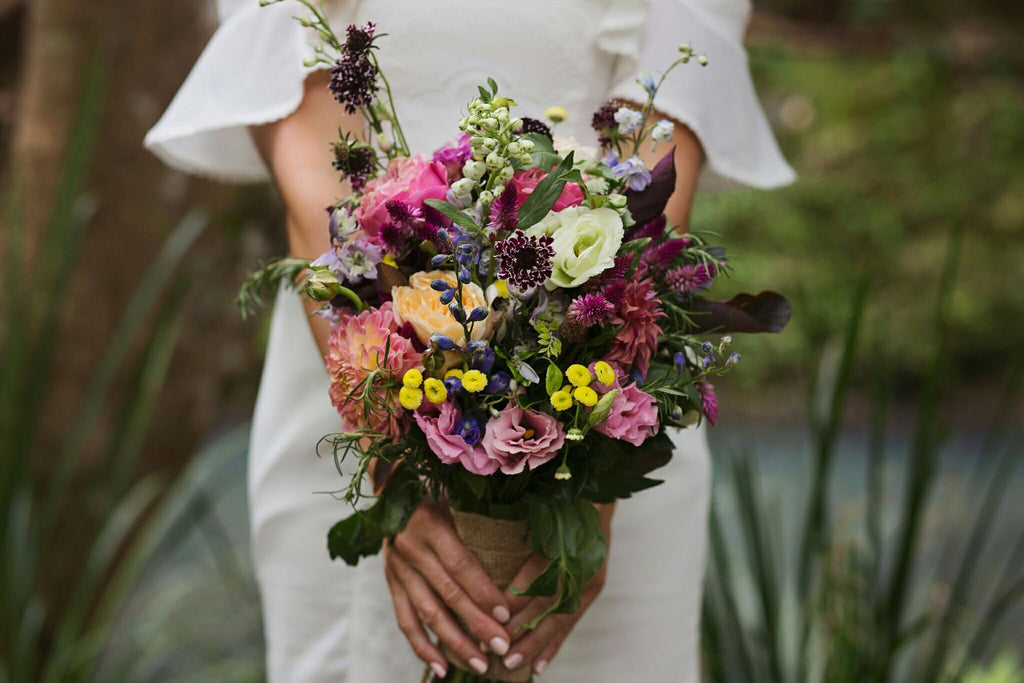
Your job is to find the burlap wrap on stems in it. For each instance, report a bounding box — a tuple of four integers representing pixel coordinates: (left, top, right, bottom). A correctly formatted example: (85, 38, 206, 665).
(441, 510, 533, 682)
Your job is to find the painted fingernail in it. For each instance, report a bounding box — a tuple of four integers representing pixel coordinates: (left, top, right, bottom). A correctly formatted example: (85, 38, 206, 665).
(504, 653, 524, 669)
(534, 659, 548, 675)
(469, 657, 488, 674)
(489, 636, 510, 656)
(430, 662, 447, 678)
(492, 605, 510, 623)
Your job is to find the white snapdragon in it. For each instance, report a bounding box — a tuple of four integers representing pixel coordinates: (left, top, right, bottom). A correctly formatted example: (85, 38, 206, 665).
(651, 120, 674, 142)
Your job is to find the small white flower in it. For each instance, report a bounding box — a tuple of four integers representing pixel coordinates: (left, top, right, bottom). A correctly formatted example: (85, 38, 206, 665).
(651, 120, 674, 143)
(614, 107, 643, 135)
(552, 135, 599, 162)
(451, 178, 475, 198)
(462, 160, 486, 181)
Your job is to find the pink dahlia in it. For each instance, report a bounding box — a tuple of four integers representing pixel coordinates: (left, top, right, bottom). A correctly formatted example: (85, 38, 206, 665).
(414, 402, 498, 475)
(325, 302, 421, 438)
(605, 277, 664, 377)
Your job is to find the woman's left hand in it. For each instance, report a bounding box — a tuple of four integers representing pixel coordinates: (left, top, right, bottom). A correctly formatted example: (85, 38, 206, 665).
(497, 503, 615, 676)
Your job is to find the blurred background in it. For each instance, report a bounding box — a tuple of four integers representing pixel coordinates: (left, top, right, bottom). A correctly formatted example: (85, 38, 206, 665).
(1, 0, 1021, 681)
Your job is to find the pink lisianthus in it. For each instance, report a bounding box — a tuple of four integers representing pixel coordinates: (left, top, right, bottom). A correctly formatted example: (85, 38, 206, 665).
(481, 402, 565, 475)
(414, 402, 499, 475)
(432, 134, 472, 182)
(605, 277, 665, 377)
(591, 363, 660, 446)
(355, 155, 449, 241)
(325, 302, 420, 438)
(509, 168, 584, 214)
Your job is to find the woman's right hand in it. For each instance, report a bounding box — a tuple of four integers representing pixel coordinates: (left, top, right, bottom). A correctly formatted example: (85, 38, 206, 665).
(384, 498, 513, 678)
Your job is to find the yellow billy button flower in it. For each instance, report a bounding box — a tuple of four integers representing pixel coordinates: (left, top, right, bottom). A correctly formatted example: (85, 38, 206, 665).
(399, 386, 423, 410)
(462, 369, 487, 393)
(550, 391, 573, 411)
(566, 364, 592, 388)
(545, 106, 569, 124)
(494, 280, 509, 298)
(594, 361, 615, 387)
(573, 386, 599, 407)
(402, 368, 423, 389)
(382, 253, 398, 268)
(423, 377, 447, 404)
(444, 368, 464, 380)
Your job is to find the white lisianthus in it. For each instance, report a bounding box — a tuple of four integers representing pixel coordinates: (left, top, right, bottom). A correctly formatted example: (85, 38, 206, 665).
(525, 206, 624, 289)
(651, 120, 674, 142)
(552, 135, 599, 162)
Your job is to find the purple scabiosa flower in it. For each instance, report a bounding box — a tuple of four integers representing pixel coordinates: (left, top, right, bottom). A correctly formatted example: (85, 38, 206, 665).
(665, 263, 714, 294)
(493, 230, 555, 290)
(611, 155, 652, 192)
(519, 117, 553, 141)
(566, 293, 615, 327)
(591, 102, 618, 146)
(696, 379, 718, 426)
(328, 23, 379, 114)
(331, 141, 377, 191)
(487, 184, 519, 234)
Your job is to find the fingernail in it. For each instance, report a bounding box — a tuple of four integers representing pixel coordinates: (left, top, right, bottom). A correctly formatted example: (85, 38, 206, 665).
(479, 640, 488, 653)
(492, 605, 510, 623)
(469, 657, 488, 675)
(535, 659, 548, 675)
(489, 636, 509, 656)
(430, 662, 447, 678)
(504, 653, 523, 669)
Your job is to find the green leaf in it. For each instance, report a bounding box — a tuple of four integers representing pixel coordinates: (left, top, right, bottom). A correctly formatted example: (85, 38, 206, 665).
(517, 152, 574, 230)
(328, 505, 386, 566)
(521, 132, 560, 172)
(423, 198, 483, 235)
(545, 363, 564, 397)
(487, 77, 498, 95)
(477, 85, 492, 103)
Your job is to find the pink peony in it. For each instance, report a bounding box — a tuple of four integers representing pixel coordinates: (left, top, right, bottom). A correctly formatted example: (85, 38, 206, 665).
(605, 277, 665, 377)
(326, 302, 420, 438)
(481, 402, 565, 475)
(414, 402, 498, 475)
(509, 168, 584, 214)
(355, 155, 450, 240)
(591, 363, 660, 446)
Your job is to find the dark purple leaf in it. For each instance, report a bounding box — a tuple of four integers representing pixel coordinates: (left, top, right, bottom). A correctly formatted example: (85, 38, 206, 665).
(689, 291, 792, 334)
(626, 147, 675, 226)
(375, 262, 409, 300)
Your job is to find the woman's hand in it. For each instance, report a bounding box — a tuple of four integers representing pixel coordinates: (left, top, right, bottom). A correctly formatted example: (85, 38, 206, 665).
(384, 498, 514, 678)
(497, 503, 615, 676)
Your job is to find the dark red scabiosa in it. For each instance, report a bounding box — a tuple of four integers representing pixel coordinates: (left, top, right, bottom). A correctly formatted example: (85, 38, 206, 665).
(329, 23, 379, 114)
(696, 379, 718, 426)
(591, 101, 619, 146)
(331, 141, 377, 191)
(519, 117, 553, 141)
(487, 184, 519, 234)
(566, 293, 615, 327)
(493, 230, 554, 289)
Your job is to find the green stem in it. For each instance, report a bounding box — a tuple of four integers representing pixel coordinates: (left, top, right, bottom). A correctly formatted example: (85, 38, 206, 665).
(336, 285, 367, 312)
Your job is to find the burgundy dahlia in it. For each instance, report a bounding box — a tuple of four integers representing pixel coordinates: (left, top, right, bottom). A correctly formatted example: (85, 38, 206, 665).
(493, 230, 554, 289)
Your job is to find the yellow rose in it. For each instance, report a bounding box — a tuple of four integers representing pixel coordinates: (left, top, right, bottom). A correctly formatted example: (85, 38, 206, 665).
(391, 270, 491, 347)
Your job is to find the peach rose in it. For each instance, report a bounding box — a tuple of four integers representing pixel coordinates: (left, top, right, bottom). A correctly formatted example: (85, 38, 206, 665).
(391, 270, 491, 347)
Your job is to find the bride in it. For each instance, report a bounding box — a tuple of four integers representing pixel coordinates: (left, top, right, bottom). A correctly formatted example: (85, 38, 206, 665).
(146, 0, 793, 680)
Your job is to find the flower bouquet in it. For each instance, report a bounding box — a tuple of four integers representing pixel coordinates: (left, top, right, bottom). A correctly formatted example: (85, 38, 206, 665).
(241, 2, 791, 680)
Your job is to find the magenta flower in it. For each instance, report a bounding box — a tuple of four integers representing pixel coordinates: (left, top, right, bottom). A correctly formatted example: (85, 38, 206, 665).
(481, 403, 565, 475)
(592, 372, 660, 447)
(643, 239, 687, 269)
(696, 380, 718, 426)
(605, 277, 664, 377)
(493, 230, 554, 289)
(432, 134, 472, 182)
(665, 263, 714, 294)
(566, 293, 615, 327)
(509, 168, 584, 213)
(328, 23, 379, 115)
(414, 402, 499, 475)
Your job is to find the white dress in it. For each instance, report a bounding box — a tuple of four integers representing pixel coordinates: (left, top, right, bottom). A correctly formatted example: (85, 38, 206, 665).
(146, 1, 794, 681)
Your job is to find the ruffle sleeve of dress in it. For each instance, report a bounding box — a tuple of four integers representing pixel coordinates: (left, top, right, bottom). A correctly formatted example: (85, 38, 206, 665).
(144, 0, 339, 182)
(600, 0, 796, 189)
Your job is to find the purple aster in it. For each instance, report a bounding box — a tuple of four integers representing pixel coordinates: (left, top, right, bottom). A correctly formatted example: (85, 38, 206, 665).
(664, 264, 713, 294)
(493, 230, 554, 289)
(611, 155, 652, 192)
(328, 23, 379, 114)
(566, 293, 615, 327)
(520, 117, 553, 141)
(487, 184, 519, 234)
(696, 380, 718, 426)
(331, 141, 376, 191)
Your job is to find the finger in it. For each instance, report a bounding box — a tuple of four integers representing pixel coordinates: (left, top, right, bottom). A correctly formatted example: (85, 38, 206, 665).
(426, 521, 512, 625)
(531, 637, 563, 676)
(503, 554, 550, 616)
(411, 549, 512, 656)
(501, 613, 574, 673)
(505, 593, 557, 643)
(389, 551, 490, 676)
(384, 562, 448, 679)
